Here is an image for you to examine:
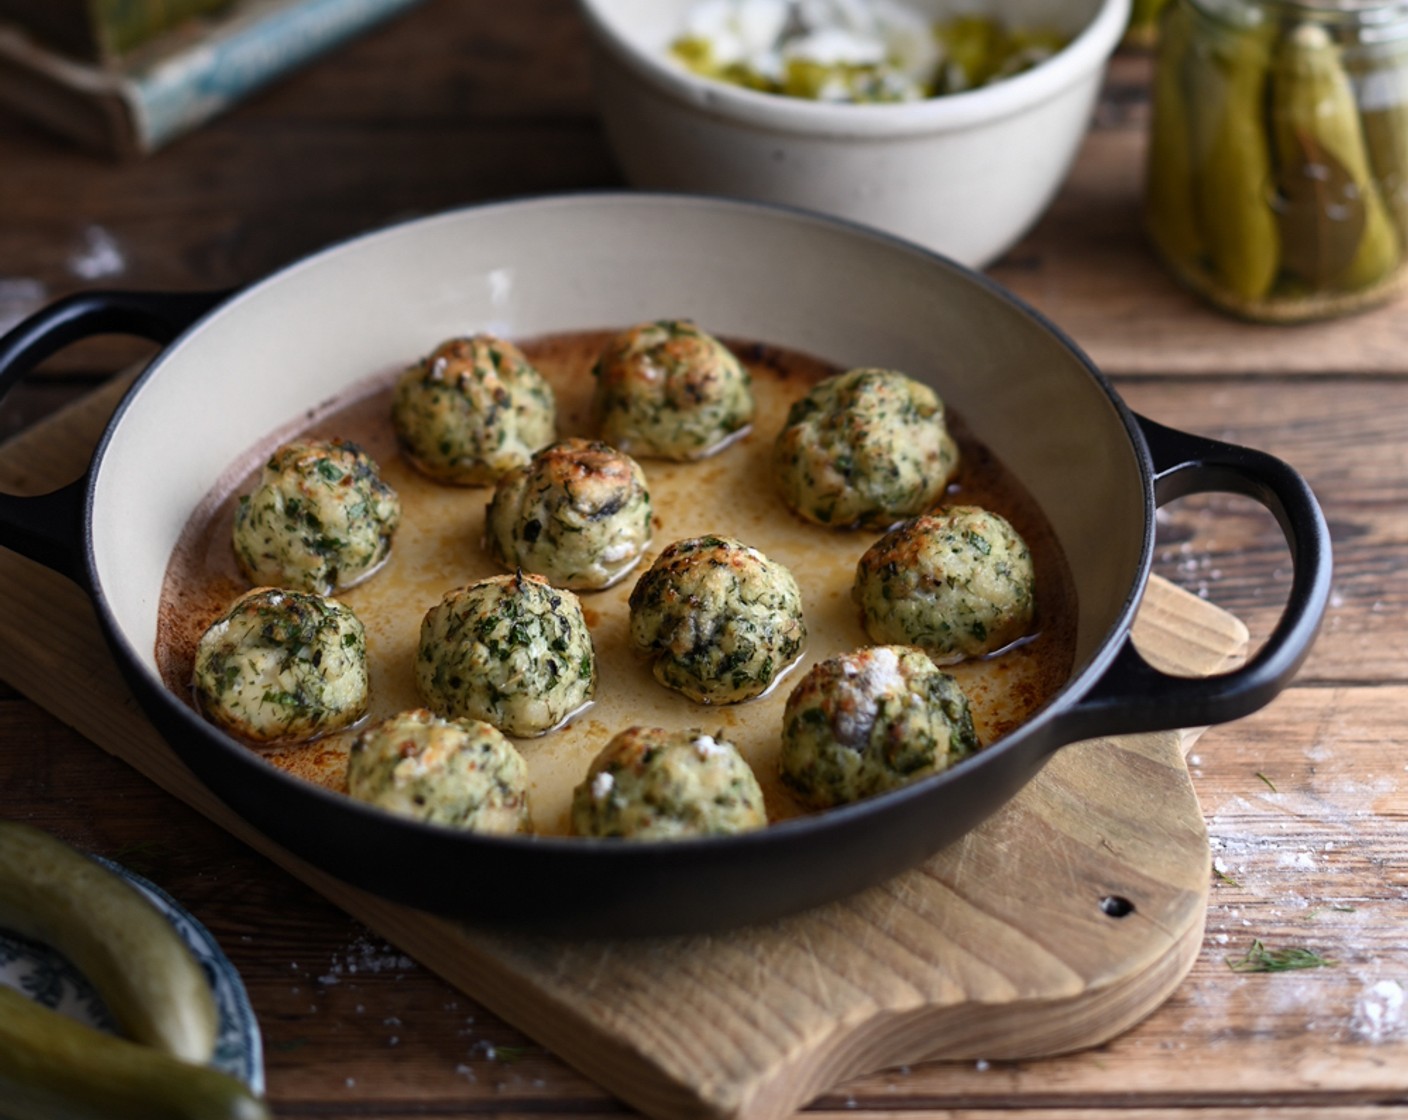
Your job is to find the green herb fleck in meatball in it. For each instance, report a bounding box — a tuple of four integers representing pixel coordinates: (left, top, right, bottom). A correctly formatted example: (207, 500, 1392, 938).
(779, 645, 979, 810)
(392, 334, 556, 485)
(592, 320, 753, 460)
(232, 438, 400, 594)
(571, 725, 767, 839)
(629, 535, 806, 704)
(485, 438, 652, 591)
(853, 505, 1035, 662)
(416, 571, 596, 737)
(347, 708, 531, 833)
(773, 367, 959, 528)
(192, 587, 368, 744)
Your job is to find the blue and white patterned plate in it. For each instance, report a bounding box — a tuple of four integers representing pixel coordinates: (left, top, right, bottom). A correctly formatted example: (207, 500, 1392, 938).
(0, 855, 263, 1093)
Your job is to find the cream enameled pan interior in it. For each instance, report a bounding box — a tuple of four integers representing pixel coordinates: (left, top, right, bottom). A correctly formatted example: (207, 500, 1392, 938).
(91, 195, 1145, 722)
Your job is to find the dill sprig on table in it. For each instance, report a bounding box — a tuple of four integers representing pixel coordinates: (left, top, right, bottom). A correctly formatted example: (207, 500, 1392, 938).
(1226, 938, 1336, 973)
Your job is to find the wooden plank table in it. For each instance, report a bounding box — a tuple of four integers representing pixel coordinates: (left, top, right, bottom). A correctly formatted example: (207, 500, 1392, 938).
(2, 3, 1406, 1117)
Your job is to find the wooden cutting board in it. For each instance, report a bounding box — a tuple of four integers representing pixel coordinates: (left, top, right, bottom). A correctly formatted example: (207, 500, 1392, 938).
(0, 373, 1248, 1120)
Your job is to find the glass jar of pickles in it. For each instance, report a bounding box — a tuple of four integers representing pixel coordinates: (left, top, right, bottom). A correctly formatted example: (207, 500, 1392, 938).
(1146, 0, 1408, 321)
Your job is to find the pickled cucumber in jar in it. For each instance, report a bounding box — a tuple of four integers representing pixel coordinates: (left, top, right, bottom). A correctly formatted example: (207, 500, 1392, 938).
(1274, 23, 1400, 292)
(1145, 0, 1408, 321)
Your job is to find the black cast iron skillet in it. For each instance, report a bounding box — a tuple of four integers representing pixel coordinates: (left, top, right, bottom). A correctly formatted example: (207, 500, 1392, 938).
(0, 195, 1331, 937)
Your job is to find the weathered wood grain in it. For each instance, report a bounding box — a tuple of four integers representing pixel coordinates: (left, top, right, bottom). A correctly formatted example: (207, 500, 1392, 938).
(5, 673, 1402, 1110)
(832, 685, 1408, 1107)
(4, 683, 1406, 1116)
(3, 4, 1407, 1118)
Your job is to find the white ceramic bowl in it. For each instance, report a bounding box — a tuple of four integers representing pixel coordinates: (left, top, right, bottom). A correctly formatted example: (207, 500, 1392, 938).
(577, 0, 1130, 267)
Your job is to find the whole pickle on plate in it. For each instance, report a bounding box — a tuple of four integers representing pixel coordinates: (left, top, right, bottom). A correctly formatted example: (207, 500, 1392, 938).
(0, 819, 217, 1063)
(1269, 22, 1400, 292)
(0, 987, 267, 1120)
(1181, 17, 1280, 302)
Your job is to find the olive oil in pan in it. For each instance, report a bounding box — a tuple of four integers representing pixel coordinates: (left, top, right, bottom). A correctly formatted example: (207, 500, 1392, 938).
(158, 331, 1077, 835)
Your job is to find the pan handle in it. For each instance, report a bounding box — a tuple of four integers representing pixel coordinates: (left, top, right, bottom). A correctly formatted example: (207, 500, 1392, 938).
(1049, 414, 1332, 743)
(0, 289, 230, 585)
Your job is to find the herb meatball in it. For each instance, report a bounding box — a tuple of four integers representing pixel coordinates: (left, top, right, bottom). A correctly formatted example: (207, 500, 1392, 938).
(231, 438, 401, 594)
(347, 708, 531, 833)
(628, 536, 806, 704)
(416, 571, 596, 737)
(592, 320, 754, 460)
(392, 334, 556, 485)
(192, 587, 368, 744)
(779, 645, 979, 810)
(773, 367, 960, 528)
(853, 506, 1036, 663)
(570, 726, 767, 840)
(485, 438, 652, 591)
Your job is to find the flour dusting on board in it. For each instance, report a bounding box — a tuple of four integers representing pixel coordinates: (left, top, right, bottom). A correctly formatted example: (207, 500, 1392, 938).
(1188, 747, 1407, 1047)
(319, 932, 417, 984)
(68, 225, 127, 281)
(1354, 980, 1406, 1042)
